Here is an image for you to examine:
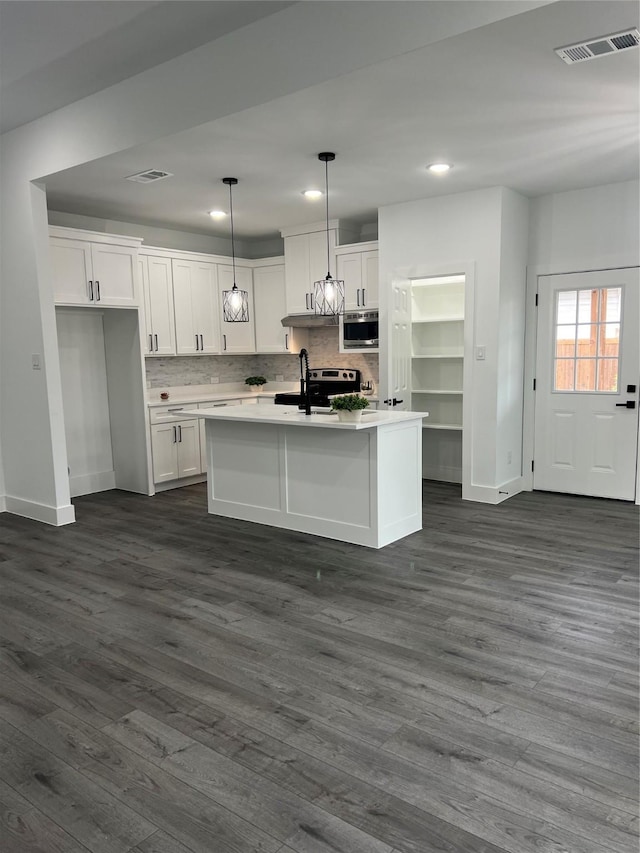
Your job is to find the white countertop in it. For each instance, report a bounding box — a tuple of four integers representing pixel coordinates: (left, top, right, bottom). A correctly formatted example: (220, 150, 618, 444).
(147, 383, 378, 408)
(186, 406, 424, 430)
(148, 390, 275, 408)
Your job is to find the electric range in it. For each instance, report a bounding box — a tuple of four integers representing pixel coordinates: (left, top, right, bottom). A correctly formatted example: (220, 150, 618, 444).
(274, 367, 362, 409)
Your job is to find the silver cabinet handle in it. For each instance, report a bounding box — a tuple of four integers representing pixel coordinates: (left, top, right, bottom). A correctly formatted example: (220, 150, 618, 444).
(200, 334, 204, 351)
(149, 334, 153, 351)
(95, 280, 100, 301)
(178, 425, 182, 442)
(305, 293, 309, 310)
(168, 407, 184, 412)
(88, 280, 94, 301)
(154, 334, 158, 351)
(285, 333, 289, 350)
(356, 288, 360, 307)
(195, 334, 200, 351)
(172, 425, 177, 443)
(362, 288, 365, 305)
(310, 292, 314, 309)
(213, 402, 228, 407)
(223, 334, 227, 351)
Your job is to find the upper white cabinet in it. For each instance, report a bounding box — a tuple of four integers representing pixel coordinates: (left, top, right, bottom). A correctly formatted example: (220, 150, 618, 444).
(336, 242, 379, 310)
(50, 227, 141, 307)
(253, 262, 289, 353)
(140, 255, 176, 356)
(172, 259, 219, 354)
(217, 265, 256, 353)
(281, 220, 357, 314)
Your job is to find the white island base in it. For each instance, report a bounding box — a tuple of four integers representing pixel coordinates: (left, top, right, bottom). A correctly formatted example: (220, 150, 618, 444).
(191, 407, 425, 549)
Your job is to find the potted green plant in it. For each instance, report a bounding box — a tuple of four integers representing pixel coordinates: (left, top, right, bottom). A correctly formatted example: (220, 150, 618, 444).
(245, 375, 267, 393)
(330, 393, 370, 423)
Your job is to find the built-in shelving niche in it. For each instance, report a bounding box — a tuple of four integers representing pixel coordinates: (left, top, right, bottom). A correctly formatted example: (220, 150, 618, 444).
(410, 274, 465, 483)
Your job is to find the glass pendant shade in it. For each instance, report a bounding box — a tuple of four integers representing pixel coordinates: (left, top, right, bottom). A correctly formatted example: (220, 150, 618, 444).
(223, 282, 249, 322)
(314, 274, 344, 317)
(221, 177, 249, 323)
(314, 152, 345, 317)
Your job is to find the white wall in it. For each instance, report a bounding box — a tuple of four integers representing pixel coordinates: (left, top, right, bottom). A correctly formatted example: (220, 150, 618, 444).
(3, 1, 530, 521)
(529, 180, 640, 269)
(379, 187, 529, 501)
(496, 189, 529, 486)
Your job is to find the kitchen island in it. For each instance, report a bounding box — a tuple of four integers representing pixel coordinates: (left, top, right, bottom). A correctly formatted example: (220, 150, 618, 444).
(187, 406, 425, 548)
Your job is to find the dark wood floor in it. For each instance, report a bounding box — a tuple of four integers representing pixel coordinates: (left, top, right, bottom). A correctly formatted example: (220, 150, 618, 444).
(0, 482, 637, 853)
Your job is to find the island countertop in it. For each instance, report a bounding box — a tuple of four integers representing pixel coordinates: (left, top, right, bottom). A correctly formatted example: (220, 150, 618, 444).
(183, 406, 425, 430)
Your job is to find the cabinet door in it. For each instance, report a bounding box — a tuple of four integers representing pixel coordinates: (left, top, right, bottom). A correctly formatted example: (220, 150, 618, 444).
(139, 259, 152, 354)
(218, 266, 255, 353)
(191, 263, 219, 353)
(362, 251, 379, 308)
(176, 420, 201, 478)
(254, 264, 288, 352)
(151, 423, 179, 482)
(309, 229, 336, 286)
(146, 256, 176, 355)
(50, 238, 93, 304)
(90, 243, 138, 306)
(284, 233, 312, 313)
(337, 252, 363, 311)
(173, 260, 219, 354)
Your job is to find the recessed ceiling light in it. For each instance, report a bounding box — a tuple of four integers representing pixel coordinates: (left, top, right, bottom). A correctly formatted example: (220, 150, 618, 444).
(427, 163, 452, 174)
(208, 209, 227, 219)
(302, 189, 323, 199)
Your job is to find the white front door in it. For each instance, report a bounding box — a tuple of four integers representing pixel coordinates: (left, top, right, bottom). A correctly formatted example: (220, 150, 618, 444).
(534, 268, 639, 500)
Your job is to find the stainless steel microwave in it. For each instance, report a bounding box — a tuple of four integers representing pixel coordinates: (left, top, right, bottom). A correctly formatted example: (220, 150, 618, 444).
(341, 310, 379, 349)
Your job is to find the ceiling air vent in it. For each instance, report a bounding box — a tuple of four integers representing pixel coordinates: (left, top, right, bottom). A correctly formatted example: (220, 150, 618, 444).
(125, 169, 174, 184)
(555, 28, 640, 64)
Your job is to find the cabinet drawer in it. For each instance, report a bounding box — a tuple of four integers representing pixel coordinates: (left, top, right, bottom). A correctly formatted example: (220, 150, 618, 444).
(149, 405, 195, 424)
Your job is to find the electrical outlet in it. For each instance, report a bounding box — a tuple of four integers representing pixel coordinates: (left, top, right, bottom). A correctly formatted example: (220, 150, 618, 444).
(32, 354, 41, 370)
(210, 376, 219, 384)
(276, 374, 284, 382)
(507, 450, 512, 465)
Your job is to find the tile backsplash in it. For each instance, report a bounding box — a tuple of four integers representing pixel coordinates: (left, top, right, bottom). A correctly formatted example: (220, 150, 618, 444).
(145, 327, 379, 389)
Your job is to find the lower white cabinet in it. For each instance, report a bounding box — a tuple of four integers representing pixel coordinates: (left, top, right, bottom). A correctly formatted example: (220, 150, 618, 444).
(151, 419, 201, 483)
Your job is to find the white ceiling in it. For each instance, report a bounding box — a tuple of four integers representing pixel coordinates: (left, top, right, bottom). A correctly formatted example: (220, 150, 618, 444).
(3, 1, 638, 243)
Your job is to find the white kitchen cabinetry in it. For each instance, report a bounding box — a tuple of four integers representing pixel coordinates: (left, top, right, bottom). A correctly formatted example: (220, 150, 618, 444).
(140, 255, 176, 355)
(197, 399, 246, 472)
(217, 265, 255, 353)
(253, 260, 309, 354)
(282, 227, 343, 314)
(172, 259, 219, 354)
(150, 405, 202, 483)
(411, 275, 466, 483)
(50, 227, 140, 307)
(336, 243, 379, 310)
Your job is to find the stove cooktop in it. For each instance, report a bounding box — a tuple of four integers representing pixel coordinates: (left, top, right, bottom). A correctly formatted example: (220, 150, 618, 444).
(274, 367, 361, 408)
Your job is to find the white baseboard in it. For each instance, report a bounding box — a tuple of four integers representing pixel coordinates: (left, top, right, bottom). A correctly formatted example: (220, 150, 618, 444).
(70, 470, 116, 498)
(463, 476, 524, 504)
(154, 474, 207, 493)
(422, 465, 462, 484)
(4, 495, 75, 526)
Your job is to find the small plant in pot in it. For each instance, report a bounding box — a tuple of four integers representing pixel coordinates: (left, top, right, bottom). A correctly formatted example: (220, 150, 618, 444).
(245, 376, 267, 393)
(330, 393, 370, 423)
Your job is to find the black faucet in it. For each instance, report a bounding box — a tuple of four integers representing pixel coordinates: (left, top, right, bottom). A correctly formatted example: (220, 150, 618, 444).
(299, 348, 312, 416)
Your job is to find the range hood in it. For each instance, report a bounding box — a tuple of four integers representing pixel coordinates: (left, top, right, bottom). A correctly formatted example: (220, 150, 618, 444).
(281, 314, 340, 328)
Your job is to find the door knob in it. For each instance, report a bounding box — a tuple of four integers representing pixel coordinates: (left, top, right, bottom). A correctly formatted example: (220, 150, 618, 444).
(615, 401, 636, 408)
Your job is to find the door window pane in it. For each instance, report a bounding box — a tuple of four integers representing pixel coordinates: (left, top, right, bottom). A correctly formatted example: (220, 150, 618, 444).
(553, 286, 622, 393)
(576, 359, 596, 391)
(556, 325, 576, 358)
(597, 359, 619, 392)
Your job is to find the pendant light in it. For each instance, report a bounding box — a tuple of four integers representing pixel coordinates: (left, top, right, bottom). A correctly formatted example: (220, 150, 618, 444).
(221, 177, 249, 323)
(313, 152, 345, 317)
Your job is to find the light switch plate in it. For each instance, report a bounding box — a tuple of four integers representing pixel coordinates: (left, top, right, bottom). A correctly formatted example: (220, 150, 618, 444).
(476, 346, 486, 361)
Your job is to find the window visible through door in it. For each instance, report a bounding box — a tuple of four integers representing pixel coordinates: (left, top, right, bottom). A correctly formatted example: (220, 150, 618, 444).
(554, 287, 621, 393)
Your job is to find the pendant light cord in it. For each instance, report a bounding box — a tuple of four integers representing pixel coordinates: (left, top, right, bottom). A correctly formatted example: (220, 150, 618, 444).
(228, 181, 237, 286)
(324, 157, 331, 278)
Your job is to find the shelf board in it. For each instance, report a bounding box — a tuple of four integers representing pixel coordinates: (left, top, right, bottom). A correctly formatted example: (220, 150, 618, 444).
(412, 316, 464, 324)
(422, 423, 463, 431)
(412, 389, 462, 395)
(411, 354, 464, 360)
